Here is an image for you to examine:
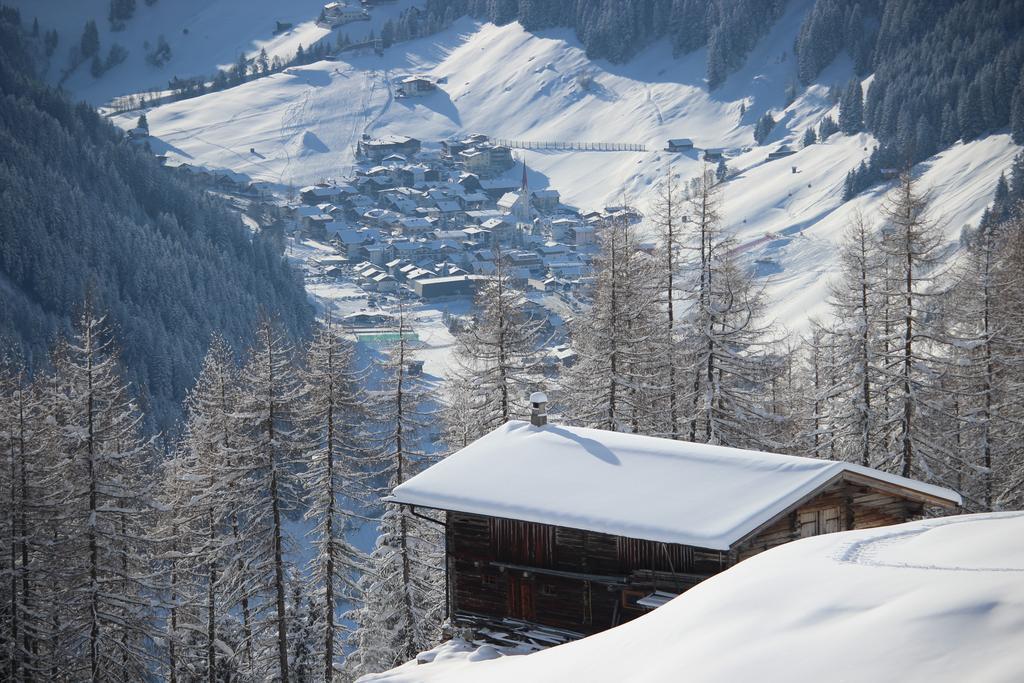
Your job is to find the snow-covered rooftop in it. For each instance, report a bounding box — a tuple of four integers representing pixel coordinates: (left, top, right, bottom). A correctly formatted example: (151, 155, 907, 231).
(390, 421, 961, 550)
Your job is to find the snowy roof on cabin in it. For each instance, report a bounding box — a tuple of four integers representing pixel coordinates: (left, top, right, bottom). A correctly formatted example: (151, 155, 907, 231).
(390, 421, 961, 550)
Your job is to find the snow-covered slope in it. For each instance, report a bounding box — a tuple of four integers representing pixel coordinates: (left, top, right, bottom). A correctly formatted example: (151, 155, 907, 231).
(98, 2, 1019, 329)
(12, 0, 417, 105)
(361, 513, 1024, 683)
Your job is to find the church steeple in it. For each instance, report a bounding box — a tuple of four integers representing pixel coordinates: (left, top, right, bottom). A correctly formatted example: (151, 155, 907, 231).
(521, 159, 529, 193)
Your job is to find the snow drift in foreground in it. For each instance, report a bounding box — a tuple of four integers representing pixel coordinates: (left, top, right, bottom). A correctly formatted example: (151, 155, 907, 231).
(360, 513, 1024, 683)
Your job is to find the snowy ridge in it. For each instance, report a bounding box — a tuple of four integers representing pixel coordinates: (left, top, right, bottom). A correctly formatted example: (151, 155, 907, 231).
(389, 420, 959, 550)
(360, 512, 1024, 683)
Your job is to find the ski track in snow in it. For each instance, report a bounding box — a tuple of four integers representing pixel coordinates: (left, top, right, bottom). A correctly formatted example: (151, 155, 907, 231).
(835, 512, 1024, 572)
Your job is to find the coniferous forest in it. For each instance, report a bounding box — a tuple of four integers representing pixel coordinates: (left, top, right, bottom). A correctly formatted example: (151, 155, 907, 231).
(0, 14, 313, 432)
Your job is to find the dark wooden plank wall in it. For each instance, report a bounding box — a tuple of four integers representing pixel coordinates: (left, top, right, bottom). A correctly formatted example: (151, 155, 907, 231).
(448, 479, 930, 633)
(735, 481, 925, 560)
(447, 511, 725, 633)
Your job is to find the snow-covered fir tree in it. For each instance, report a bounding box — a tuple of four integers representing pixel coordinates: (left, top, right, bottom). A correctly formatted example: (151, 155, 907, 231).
(563, 206, 664, 433)
(817, 210, 887, 466)
(299, 320, 369, 680)
(649, 168, 687, 438)
(232, 316, 307, 682)
(344, 309, 444, 679)
(0, 362, 46, 681)
(678, 169, 775, 449)
(875, 171, 946, 478)
(941, 209, 1024, 509)
(46, 305, 158, 681)
(443, 251, 546, 446)
(169, 335, 252, 680)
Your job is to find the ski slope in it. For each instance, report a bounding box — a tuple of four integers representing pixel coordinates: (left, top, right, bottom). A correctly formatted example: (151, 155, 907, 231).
(360, 513, 1024, 683)
(92, 1, 1019, 330)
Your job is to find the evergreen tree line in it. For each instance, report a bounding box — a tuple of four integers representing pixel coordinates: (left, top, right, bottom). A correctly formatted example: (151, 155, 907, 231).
(799, 0, 1024, 196)
(0, 14, 313, 432)
(0, 309, 443, 681)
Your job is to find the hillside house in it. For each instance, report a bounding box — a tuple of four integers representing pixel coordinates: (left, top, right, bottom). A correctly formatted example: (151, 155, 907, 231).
(388, 406, 961, 641)
(666, 138, 693, 152)
(320, 2, 368, 26)
(398, 76, 438, 96)
(703, 148, 724, 161)
(767, 144, 797, 161)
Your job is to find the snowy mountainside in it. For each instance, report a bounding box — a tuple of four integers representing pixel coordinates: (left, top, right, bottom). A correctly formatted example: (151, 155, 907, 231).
(98, 1, 1020, 329)
(360, 513, 1024, 683)
(11, 0, 418, 105)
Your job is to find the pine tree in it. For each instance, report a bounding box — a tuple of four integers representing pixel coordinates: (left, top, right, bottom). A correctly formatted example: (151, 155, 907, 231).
(563, 209, 663, 432)
(715, 157, 729, 182)
(1011, 73, 1024, 145)
(818, 115, 839, 140)
(444, 251, 545, 446)
(232, 316, 307, 682)
(839, 78, 864, 134)
(80, 20, 100, 59)
(822, 211, 886, 466)
(300, 321, 368, 681)
(650, 168, 686, 438)
(47, 303, 157, 681)
(876, 171, 945, 478)
(802, 127, 817, 148)
(0, 363, 46, 680)
(754, 112, 775, 144)
(679, 169, 774, 448)
(169, 336, 249, 680)
(344, 309, 443, 679)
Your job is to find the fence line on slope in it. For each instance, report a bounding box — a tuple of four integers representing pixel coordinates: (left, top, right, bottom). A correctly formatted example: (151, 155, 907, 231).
(491, 138, 647, 152)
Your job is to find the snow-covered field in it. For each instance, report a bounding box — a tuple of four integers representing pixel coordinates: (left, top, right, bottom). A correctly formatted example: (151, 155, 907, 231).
(361, 512, 1024, 683)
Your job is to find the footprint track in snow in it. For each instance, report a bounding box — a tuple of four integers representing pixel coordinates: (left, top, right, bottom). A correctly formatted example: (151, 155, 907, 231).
(835, 513, 1024, 573)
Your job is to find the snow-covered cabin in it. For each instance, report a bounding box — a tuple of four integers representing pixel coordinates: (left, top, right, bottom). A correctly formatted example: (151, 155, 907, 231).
(666, 138, 693, 152)
(398, 76, 437, 97)
(388, 414, 960, 640)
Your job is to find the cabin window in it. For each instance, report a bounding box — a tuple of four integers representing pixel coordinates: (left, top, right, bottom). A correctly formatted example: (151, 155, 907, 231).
(540, 584, 556, 597)
(798, 506, 842, 538)
(481, 574, 497, 587)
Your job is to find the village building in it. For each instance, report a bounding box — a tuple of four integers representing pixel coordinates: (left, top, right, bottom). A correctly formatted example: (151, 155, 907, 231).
(388, 408, 961, 642)
(665, 138, 693, 152)
(357, 134, 422, 161)
(442, 133, 491, 158)
(398, 76, 438, 97)
(320, 2, 369, 27)
(414, 273, 488, 299)
(767, 144, 797, 161)
(459, 143, 515, 176)
(531, 189, 561, 213)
